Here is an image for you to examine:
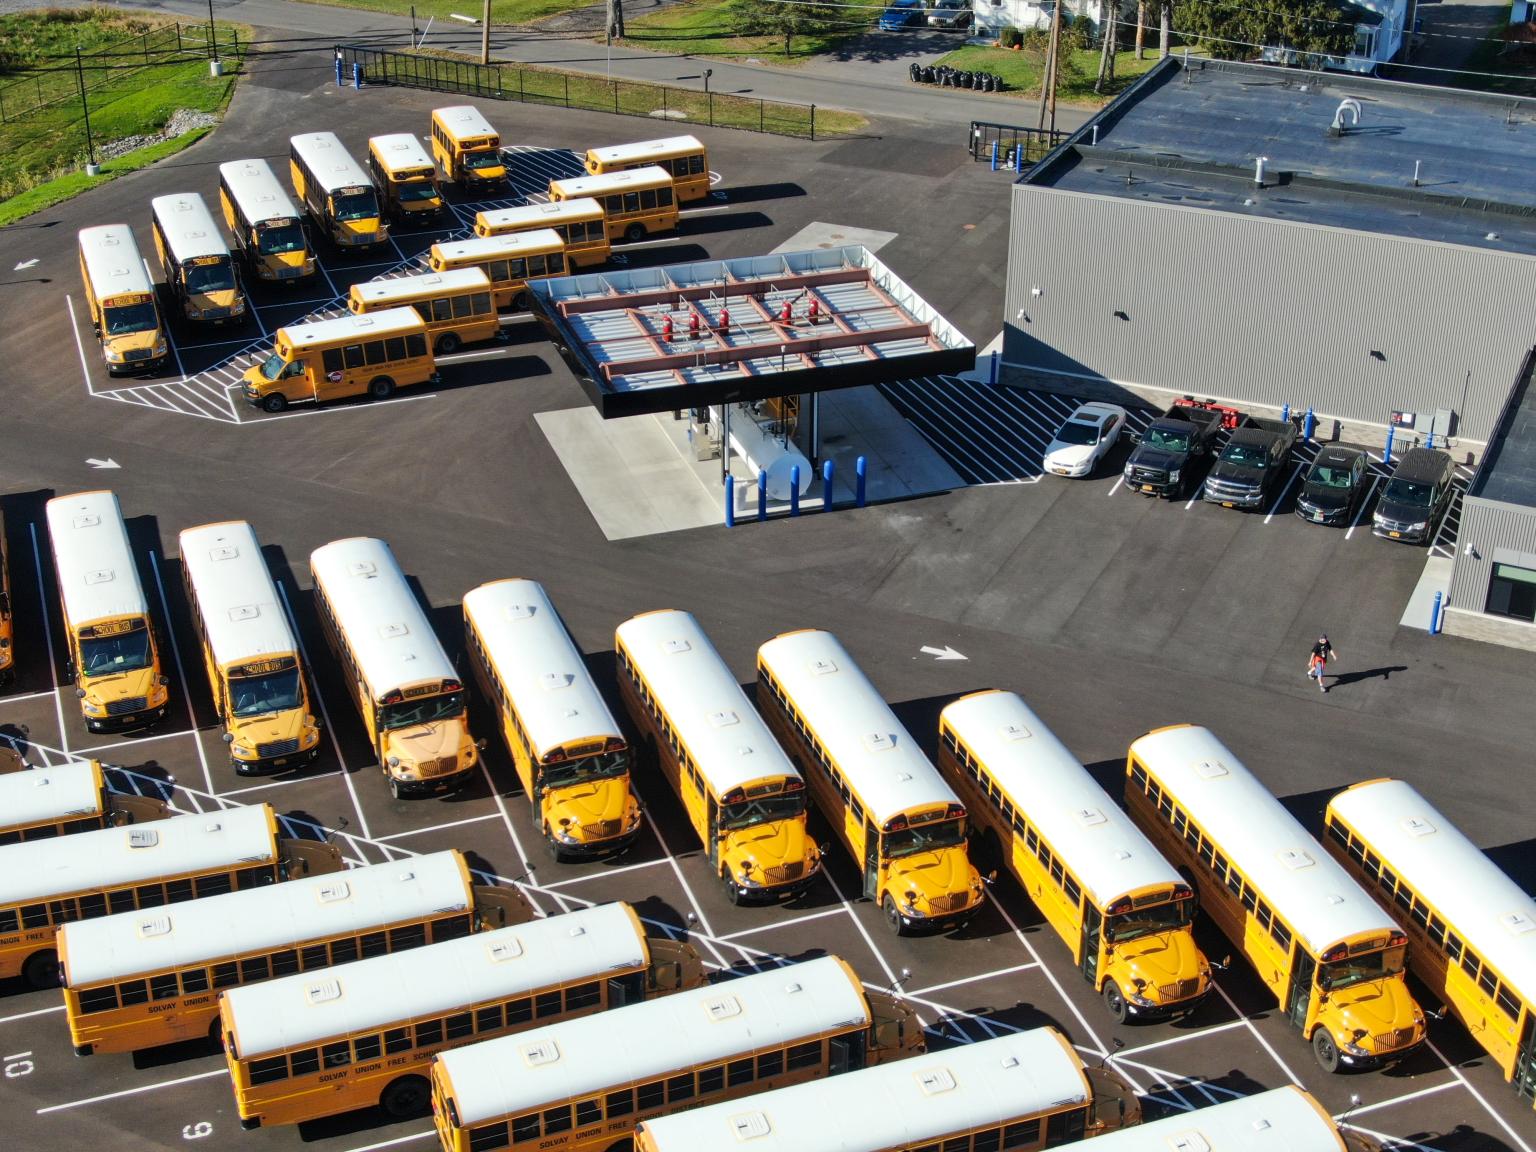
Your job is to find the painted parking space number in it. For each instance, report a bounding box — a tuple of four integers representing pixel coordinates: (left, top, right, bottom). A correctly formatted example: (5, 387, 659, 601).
(182, 1122, 213, 1139)
(4, 1050, 34, 1077)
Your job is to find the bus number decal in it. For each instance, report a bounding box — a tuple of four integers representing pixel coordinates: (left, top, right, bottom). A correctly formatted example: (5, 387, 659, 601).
(181, 1122, 213, 1140)
(3, 1051, 34, 1078)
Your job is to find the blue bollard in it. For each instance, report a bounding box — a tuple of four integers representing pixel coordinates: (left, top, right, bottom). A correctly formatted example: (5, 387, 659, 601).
(1303, 407, 1316, 441)
(821, 459, 834, 510)
(1384, 426, 1395, 464)
(335, 57, 344, 86)
(1015, 142, 1024, 173)
(1426, 430, 1435, 450)
(989, 351, 999, 385)
(990, 141, 998, 172)
(724, 475, 735, 528)
(1430, 590, 1443, 635)
(789, 465, 800, 517)
(1281, 403, 1290, 424)
(353, 62, 363, 89)
(855, 455, 867, 508)
(757, 470, 768, 522)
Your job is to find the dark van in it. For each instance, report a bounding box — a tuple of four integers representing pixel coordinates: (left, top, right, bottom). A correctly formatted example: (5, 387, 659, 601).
(1372, 447, 1457, 544)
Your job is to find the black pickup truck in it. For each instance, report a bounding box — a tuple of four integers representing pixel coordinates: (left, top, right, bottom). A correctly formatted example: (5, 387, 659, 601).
(1122, 400, 1235, 498)
(1202, 417, 1300, 509)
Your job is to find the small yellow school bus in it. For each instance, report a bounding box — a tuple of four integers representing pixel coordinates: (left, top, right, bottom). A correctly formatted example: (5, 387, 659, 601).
(585, 135, 710, 203)
(368, 132, 446, 222)
(474, 199, 610, 268)
(549, 167, 678, 242)
(0, 759, 166, 846)
(428, 229, 566, 311)
(150, 193, 247, 325)
(76, 225, 168, 374)
(0, 507, 11, 683)
(178, 521, 321, 775)
(430, 105, 507, 192)
(218, 159, 317, 284)
(348, 268, 498, 354)
(289, 132, 389, 251)
(45, 490, 170, 732)
(241, 308, 437, 413)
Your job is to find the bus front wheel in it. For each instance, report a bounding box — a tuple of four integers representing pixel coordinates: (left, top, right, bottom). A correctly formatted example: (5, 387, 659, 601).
(22, 949, 58, 989)
(261, 393, 288, 413)
(380, 1074, 432, 1118)
(721, 869, 744, 906)
(882, 894, 910, 937)
(1312, 1028, 1341, 1073)
(368, 376, 396, 400)
(1102, 979, 1129, 1024)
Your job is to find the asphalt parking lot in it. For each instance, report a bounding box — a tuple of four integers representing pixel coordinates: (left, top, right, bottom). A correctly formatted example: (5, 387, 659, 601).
(1, 37, 1534, 1152)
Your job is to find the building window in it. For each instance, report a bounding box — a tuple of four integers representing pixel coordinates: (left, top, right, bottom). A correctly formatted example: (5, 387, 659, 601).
(1486, 563, 1536, 623)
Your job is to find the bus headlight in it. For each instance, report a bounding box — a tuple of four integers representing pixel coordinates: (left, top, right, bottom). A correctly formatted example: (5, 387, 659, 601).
(901, 890, 920, 916)
(231, 743, 252, 758)
(149, 683, 168, 706)
(1128, 978, 1157, 1007)
(1342, 1029, 1370, 1056)
(555, 818, 581, 845)
(738, 862, 762, 888)
(82, 700, 106, 716)
(153, 339, 168, 357)
(105, 347, 127, 363)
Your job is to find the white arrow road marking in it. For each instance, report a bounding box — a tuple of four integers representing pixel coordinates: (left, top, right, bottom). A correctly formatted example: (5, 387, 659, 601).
(86, 457, 120, 469)
(14, 259, 39, 271)
(920, 645, 967, 661)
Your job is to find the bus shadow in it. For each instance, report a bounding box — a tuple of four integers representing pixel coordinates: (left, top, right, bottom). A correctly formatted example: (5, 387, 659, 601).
(131, 1034, 222, 1069)
(925, 1000, 1071, 1050)
(1, 488, 58, 698)
(713, 182, 806, 206)
(1273, 786, 1341, 839)
(677, 210, 774, 239)
(1486, 836, 1536, 895)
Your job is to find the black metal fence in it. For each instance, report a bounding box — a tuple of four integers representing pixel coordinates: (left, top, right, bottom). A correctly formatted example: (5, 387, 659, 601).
(968, 120, 1067, 171)
(337, 45, 821, 140)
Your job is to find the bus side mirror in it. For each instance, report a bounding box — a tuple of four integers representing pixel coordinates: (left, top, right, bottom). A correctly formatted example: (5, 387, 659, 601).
(1429, 1004, 1448, 1021)
(475, 739, 487, 751)
(1213, 955, 1231, 972)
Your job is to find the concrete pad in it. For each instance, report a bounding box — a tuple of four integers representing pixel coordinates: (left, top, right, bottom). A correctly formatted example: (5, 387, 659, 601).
(959, 330, 1004, 382)
(1401, 553, 1454, 631)
(771, 223, 898, 255)
(817, 385, 964, 500)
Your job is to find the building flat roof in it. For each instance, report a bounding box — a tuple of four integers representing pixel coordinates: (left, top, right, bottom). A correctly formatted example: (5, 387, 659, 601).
(1468, 348, 1536, 509)
(527, 246, 974, 418)
(1024, 58, 1536, 258)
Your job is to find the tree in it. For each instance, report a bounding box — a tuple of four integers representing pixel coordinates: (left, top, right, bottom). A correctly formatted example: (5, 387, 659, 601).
(607, 0, 625, 39)
(1174, 0, 1354, 61)
(731, 0, 845, 58)
(1095, 0, 1120, 93)
(1160, 0, 1171, 56)
(1136, 0, 1146, 59)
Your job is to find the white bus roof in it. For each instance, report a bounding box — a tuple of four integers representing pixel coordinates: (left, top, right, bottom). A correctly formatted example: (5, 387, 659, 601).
(614, 610, 799, 795)
(150, 194, 232, 266)
(177, 521, 298, 670)
(308, 538, 456, 695)
(433, 105, 498, 139)
(438, 955, 866, 1127)
(1075, 1088, 1345, 1152)
(1129, 726, 1398, 955)
(756, 630, 960, 827)
(77, 225, 155, 302)
(0, 802, 276, 909)
(589, 136, 703, 165)
(45, 490, 149, 627)
(219, 159, 302, 224)
(279, 307, 423, 350)
(464, 580, 623, 757)
(289, 132, 373, 194)
(1329, 778, 1536, 1006)
(477, 199, 603, 231)
(551, 166, 673, 196)
(369, 132, 435, 172)
(225, 902, 646, 1058)
(635, 1027, 1087, 1152)
(60, 848, 471, 988)
(351, 268, 490, 307)
(942, 691, 1182, 907)
(433, 230, 564, 263)
(0, 761, 104, 830)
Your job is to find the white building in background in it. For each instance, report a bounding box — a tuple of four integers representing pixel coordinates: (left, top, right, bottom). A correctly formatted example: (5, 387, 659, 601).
(971, 0, 1096, 37)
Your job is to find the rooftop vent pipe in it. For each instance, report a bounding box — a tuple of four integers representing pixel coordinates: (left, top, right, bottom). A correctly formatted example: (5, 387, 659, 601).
(1254, 156, 1268, 186)
(1330, 98, 1362, 136)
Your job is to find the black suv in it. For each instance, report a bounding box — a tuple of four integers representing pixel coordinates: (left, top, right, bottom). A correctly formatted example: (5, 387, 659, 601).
(1295, 446, 1368, 527)
(1373, 447, 1457, 544)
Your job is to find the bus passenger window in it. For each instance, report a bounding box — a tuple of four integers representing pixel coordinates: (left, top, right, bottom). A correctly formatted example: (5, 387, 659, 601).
(605, 1089, 634, 1117)
(472, 292, 491, 314)
(364, 340, 387, 366)
(577, 1100, 601, 1126)
(385, 337, 407, 361)
(452, 295, 473, 319)
(660, 188, 673, 206)
(623, 192, 640, 213)
(640, 190, 657, 210)
(343, 344, 365, 369)
(322, 1041, 351, 1068)
(406, 334, 428, 358)
(511, 257, 530, 279)
(432, 298, 453, 322)
(550, 254, 565, 274)
(150, 973, 178, 1001)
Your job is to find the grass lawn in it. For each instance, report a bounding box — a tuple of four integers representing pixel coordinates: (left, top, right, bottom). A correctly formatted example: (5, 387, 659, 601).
(288, 0, 589, 27)
(622, 0, 871, 64)
(936, 42, 1168, 103)
(0, 128, 214, 228)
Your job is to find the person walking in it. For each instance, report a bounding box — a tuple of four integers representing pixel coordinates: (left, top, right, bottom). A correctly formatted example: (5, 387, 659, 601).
(1307, 634, 1338, 693)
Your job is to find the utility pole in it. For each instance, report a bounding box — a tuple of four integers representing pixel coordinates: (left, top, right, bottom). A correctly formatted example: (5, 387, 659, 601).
(75, 45, 98, 174)
(207, 0, 219, 63)
(607, 0, 625, 40)
(480, 0, 491, 64)
(1036, 3, 1059, 132)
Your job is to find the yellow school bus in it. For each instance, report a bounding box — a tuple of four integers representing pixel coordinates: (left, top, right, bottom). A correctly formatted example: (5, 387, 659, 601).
(756, 629, 984, 934)
(241, 307, 437, 413)
(430, 955, 923, 1152)
(178, 521, 321, 775)
(222, 902, 704, 1129)
(45, 490, 169, 732)
(368, 132, 446, 222)
(430, 105, 507, 192)
(549, 167, 678, 242)
(218, 159, 317, 284)
(149, 193, 247, 325)
(585, 135, 710, 202)
(349, 268, 498, 355)
(289, 131, 389, 251)
(464, 580, 641, 860)
(60, 848, 528, 1056)
(310, 537, 481, 799)
(939, 690, 1209, 1021)
(615, 609, 820, 902)
(1126, 725, 1425, 1072)
(0, 759, 166, 846)
(0, 507, 11, 683)
(1326, 778, 1536, 1107)
(428, 229, 565, 311)
(76, 225, 168, 374)
(474, 199, 610, 268)
(0, 802, 339, 989)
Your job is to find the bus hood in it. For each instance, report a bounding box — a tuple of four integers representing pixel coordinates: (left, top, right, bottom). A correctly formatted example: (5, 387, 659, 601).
(104, 328, 163, 361)
(83, 665, 158, 709)
(229, 708, 306, 751)
(387, 721, 466, 774)
(1109, 929, 1206, 999)
(1327, 978, 1424, 1046)
(888, 846, 979, 912)
(548, 774, 631, 828)
(721, 818, 813, 883)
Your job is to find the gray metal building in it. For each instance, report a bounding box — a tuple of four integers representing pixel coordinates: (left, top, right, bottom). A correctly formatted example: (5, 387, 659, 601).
(1002, 57, 1536, 445)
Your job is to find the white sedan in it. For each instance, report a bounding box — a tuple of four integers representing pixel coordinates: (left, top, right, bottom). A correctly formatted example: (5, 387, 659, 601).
(1042, 401, 1129, 477)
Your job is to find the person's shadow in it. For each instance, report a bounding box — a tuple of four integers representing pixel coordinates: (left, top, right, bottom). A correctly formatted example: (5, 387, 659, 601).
(1329, 665, 1408, 689)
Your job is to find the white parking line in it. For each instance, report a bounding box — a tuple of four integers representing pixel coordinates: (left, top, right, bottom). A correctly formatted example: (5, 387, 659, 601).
(0, 1005, 66, 1025)
(0, 688, 65, 706)
(1263, 461, 1305, 523)
(66, 293, 98, 398)
(1208, 979, 1305, 1088)
(1426, 1038, 1535, 1152)
(374, 812, 502, 841)
(1107, 475, 1125, 496)
(714, 906, 847, 941)
(218, 769, 345, 798)
(336, 1130, 435, 1152)
(36, 1067, 227, 1114)
(26, 523, 70, 757)
(985, 889, 1107, 1058)
(1336, 1078, 1460, 1118)
(149, 551, 215, 796)
(908, 961, 1040, 998)
(1339, 1124, 1438, 1152)
(1108, 1016, 1252, 1059)
(537, 855, 671, 890)
(1184, 482, 1205, 509)
(1345, 476, 1380, 540)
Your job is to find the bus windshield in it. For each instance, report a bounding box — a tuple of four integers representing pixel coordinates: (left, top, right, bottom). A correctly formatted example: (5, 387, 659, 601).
(1319, 943, 1407, 991)
(719, 791, 806, 832)
(258, 353, 290, 381)
(1105, 897, 1192, 943)
(256, 221, 306, 255)
(398, 183, 440, 202)
(379, 690, 464, 730)
(103, 302, 158, 337)
(229, 668, 303, 718)
(79, 627, 152, 677)
(185, 260, 236, 295)
(462, 150, 502, 170)
(883, 817, 966, 859)
(331, 190, 379, 222)
(541, 750, 629, 789)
